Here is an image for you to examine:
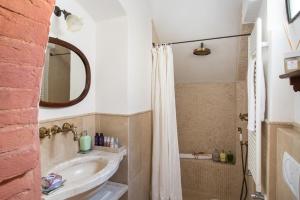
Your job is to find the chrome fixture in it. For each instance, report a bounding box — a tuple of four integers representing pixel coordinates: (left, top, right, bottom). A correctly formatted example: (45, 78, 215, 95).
(251, 192, 264, 200)
(239, 113, 248, 122)
(54, 6, 83, 32)
(39, 123, 79, 141)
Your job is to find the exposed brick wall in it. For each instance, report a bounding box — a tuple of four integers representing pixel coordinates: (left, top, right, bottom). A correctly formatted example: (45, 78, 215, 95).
(0, 0, 55, 199)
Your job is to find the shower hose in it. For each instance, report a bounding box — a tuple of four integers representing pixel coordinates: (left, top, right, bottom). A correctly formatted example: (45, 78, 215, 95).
(240, 141, 248, 200)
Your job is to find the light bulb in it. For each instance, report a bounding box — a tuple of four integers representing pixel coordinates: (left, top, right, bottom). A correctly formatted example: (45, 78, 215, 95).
(65, 14, 83, 32)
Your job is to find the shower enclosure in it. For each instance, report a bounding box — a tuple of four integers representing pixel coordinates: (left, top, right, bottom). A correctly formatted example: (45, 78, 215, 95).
(172, 24, 254, 200)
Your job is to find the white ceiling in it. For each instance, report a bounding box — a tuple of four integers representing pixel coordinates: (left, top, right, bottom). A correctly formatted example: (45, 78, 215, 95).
(76, 0, 125, 22)
(151, 0, 243, 83)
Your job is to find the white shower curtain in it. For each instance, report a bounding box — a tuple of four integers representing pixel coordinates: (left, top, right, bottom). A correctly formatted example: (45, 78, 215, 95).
(151, 45, 182, 200)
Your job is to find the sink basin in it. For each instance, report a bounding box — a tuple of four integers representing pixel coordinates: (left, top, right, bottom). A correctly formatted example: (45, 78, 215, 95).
(42, 150, 126, 200)
(57, 157, 108, 185)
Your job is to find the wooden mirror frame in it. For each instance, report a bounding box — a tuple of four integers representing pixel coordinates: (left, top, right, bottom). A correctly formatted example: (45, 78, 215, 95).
(286, 0, 300, 23)
(40, 37, 91, 108)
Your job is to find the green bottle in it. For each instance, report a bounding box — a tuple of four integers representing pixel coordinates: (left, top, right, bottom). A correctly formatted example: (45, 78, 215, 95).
(80, 130, 92, 152)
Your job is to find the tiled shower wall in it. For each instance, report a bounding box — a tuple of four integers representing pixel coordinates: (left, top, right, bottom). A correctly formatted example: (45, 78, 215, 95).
(177, 82, 247, 200)
(39, 111, 152, 200)
(176, 83, 236, 154)
(176, 23, 253, 200)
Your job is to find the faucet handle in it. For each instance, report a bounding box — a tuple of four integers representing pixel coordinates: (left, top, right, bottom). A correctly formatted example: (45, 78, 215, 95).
(51, 125, 62, 135)
(39, 127, 51, 139)
(62, 123, 73, 131)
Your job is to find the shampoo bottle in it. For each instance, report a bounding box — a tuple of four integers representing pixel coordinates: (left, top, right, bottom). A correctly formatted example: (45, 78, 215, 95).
(212, 149, 220, 162)
(220, 150, 227, 163)
(227, 151, 234, 164)
(80, 131, 92, 152)
(99, 133, 104, 146)
(95, 133, 100, 146)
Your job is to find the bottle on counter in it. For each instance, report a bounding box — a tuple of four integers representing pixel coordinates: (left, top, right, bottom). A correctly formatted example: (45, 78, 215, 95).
(108, 136, 111, 147)
(80, 131, 92, 152)
(114, 138, 119, 149)
(110, 137, 115, 148)
(227, 151, 234, 164)
(95, 133, 100, 146)
(220, 150, 227, 163)
(212, 149, 220, 162)
(99, 133, 104, 146)
(104, 136, 108, 147)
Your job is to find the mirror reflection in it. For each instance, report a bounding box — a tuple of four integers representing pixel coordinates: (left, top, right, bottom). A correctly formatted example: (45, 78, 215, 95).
(41, 43, 86, 103)
(287, 0, 300, 22)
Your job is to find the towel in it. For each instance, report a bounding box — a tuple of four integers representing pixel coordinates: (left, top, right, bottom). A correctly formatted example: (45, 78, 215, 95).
(256, 57, 266, 123)
(247, 59, 256, 132)
(247, 58, 266, 133)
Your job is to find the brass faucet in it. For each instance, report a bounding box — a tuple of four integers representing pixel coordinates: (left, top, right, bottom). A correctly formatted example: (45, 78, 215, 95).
(39, 123, 79, 141)
(39, 127, 51, 139)
(62, 123, 79, 141)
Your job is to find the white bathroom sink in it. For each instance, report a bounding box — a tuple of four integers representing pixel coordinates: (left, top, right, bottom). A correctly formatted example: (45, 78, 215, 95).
(42, 150, 126, 200)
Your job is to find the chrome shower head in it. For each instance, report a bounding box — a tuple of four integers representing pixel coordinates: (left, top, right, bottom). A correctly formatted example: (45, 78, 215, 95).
(193, 42, 211, 56)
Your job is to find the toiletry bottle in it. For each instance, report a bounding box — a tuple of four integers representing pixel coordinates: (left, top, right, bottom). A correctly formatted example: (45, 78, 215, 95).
(107, 136, 111, 147)
(212, 149, 220, 162)
(104, 136, 107, 147)
(95, 133, 100, 146)
(220, 150, 227, 163)
(110, 137, 115, 148)
(99, 133, 104, 146)
(80, 131, 92, 152)
(114, 138, 119, 149)
(227, 151, 234, 164)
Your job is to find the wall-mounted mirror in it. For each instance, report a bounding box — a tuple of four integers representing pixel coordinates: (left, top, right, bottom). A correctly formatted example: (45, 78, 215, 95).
(40, 37, 91, 108)
(286, 0, 300, 23)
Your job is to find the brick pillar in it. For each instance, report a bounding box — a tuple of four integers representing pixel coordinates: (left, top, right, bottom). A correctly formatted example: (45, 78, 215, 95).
(0, 0, 55, 199)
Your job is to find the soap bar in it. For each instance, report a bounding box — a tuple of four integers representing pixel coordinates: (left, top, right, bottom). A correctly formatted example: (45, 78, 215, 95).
(80, 135, 92, 151)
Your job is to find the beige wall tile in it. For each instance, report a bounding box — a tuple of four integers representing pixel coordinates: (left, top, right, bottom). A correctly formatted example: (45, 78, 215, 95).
(96, 114, 129, 185)
(39, 114, 95, 175)
(128, 112, 152, 200)
(237, 24, 254, 81)
(176, 81, 247, 200)
(40, 111, 152, 200)
(176, 83, 236, 154)
(276, 128, 300, 200)
(181, 159, 242, 200)
(260, 122, 293, 200)
(96, 114, 129, 147)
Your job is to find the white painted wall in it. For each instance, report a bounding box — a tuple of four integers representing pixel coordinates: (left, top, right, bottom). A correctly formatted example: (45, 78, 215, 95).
(95, 0, 152, 114)
(120, 0, 152, 114)
(295, 94, 300, 122)
(151, 0, 242, 83)
(39, 0, 97, 121)
(257, 0, 300, 123)
(96, 17, 129, 114)
(39, 0, 152, 120)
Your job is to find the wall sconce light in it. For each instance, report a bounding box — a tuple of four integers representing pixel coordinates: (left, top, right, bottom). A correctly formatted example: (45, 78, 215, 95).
(54, 6, 83, 32)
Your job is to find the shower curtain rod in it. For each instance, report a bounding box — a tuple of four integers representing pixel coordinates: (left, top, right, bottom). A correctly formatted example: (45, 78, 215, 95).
(153, 33, 251, 46)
